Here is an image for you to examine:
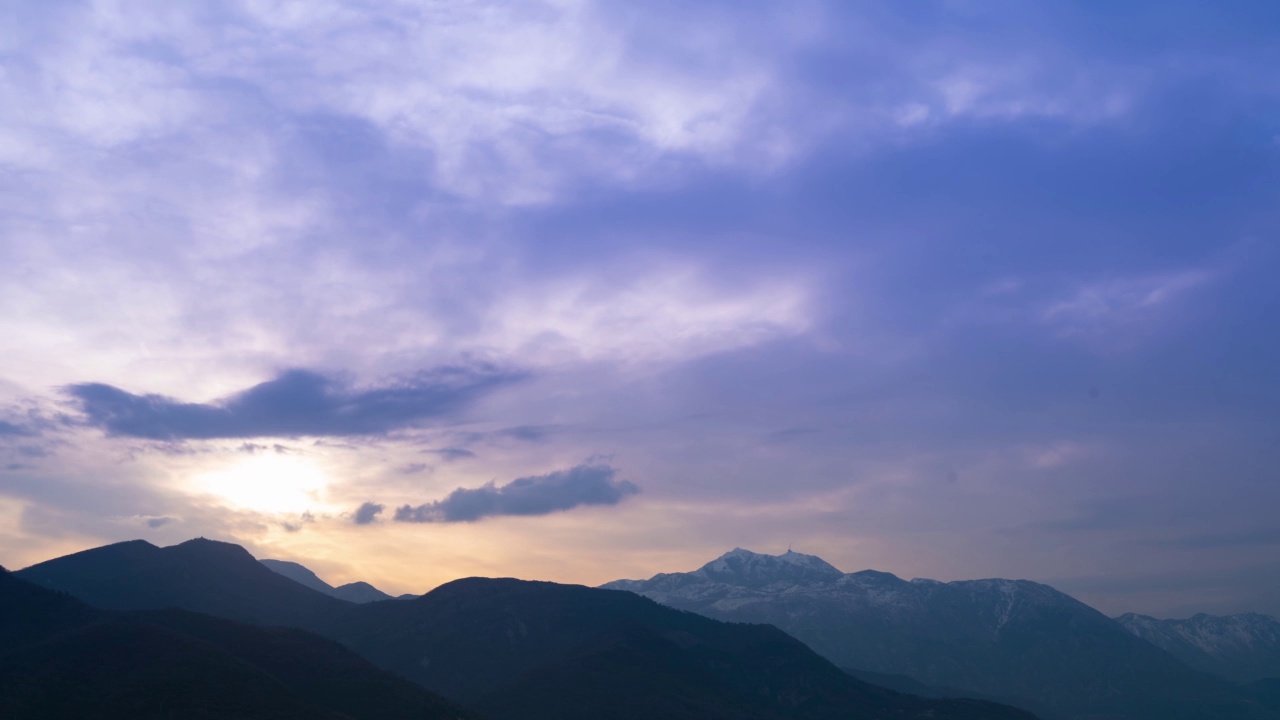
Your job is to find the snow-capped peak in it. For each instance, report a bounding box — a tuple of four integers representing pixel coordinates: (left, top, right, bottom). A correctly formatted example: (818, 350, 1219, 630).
(693, 548, 843, 587)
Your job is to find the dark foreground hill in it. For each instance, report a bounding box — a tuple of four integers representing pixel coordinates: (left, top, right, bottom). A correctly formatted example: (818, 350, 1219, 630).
(0, 566, 472, 720)
(604, 548, 1278, 720)
(16, 538, 350, 628)
(325, 577, 1035, 720)
(16, 538, 1036, 720)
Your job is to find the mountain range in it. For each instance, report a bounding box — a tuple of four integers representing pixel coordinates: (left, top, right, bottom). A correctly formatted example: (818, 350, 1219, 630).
(10, 538, 1034, 720)
(0, 563, 473, 720)
(260, 558, 410, 603)
(1116, 612, 1280, 684)
(15, 538, 349, 629)
(603, 548, 1280, 720)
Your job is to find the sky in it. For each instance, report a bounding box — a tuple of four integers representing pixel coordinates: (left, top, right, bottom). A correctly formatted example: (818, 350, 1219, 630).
(1, 0, 1278, 619)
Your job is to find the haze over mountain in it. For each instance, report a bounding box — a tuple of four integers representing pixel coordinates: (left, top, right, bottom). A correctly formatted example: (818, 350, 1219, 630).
(0, 565, 472, 720)
(260, 558, 405, 603)
(13, 538, 1036, 720)
(604, 548, 1278, 720)
(1116, 612, 1280, 684)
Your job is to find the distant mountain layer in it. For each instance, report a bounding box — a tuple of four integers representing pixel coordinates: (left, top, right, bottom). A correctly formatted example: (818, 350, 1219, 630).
(14, 539, 1036, 720)
(0, 566, 472, 720)
(1116, 612, 1280, 683)
(604, 548, 1276, 720)
(260, 558, 402, 603)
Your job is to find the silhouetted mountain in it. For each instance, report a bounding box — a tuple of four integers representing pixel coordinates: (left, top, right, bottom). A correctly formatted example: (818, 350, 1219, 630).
(605, 548, 1276, 720)
(1117, 612, 1280, 683)
(334, 580, 397, 603)
(16, 538, 349, 628)
(0, 567, 472, 720)
(17, 539, 1037, 719)
(325, 576, 1036, 720)
(261, 558, 398, 603)
(259, 558, 334, 593)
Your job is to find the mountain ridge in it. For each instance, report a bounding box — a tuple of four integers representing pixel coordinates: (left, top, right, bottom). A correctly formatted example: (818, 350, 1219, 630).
(603, 548, 1277, 720)
(0, 566, 474, 719)
(16, 537, 351, 630)
(260, 558, 401, 603)
(1116, 611, 1280, 683)
(13, 538, 1038, 720)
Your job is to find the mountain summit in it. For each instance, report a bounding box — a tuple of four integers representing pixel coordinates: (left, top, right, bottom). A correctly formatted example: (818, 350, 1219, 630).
(696, 547, 845, 584)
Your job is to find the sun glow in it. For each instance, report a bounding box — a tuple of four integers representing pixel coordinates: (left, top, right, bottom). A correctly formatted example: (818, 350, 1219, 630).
(190, 454, 331, 515)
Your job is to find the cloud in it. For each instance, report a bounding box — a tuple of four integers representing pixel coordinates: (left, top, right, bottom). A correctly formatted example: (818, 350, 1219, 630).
(1164, 528, 1280, 550)
(1041, 269, 1216, 346)
(496, 425, 556, 442)
(126, 514, 176, 529)
(0, 420, 31, 436)
(238, 442, 291, 455)
(353, 502, 384, 525)
(65, 365, 521, 440)
(432, 447, 476, 461)
(393, 463, 639, 523)
(482, 265, 813, 366)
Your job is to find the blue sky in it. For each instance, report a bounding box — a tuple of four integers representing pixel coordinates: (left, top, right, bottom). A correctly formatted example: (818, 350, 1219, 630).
(1, 0, 1277, 617)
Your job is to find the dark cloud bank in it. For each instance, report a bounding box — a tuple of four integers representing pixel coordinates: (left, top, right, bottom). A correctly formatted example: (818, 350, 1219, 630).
(64, 365, 520, 440)
(363, 464, 638, 524)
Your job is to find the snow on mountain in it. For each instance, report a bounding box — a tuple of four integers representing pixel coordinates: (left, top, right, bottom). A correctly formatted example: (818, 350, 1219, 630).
(602, 548, 1237, 720)
(1116, 611, 1280, 683)
(606, 549, 1072, 624)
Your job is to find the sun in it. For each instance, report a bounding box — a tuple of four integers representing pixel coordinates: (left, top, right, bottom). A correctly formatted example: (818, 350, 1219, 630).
(190, 454, 330, 515)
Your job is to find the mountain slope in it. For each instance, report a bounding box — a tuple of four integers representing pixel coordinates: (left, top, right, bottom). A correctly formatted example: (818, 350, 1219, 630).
(259, 559, 334, 594)
(260, 558, 397, 603)
(325, 576, 1037, 720)
(604, 549, 1275, 720)
(1116, 612, 1280, 683)
(16, 538, 349, 628)
(0, 567, 472, 720)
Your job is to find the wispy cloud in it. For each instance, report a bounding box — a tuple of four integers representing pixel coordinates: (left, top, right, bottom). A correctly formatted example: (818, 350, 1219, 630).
(431, 447, 476, 461)
(1040, 268, 1217, 348)
(482, 265, 813, 365)
(393, 463, 638, 523)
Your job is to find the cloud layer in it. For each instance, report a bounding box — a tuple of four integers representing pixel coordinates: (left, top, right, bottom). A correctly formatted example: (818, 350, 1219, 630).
(66, 365, 520, 440)
(393, 464, 639, 523)
(0, 0, 1277, 617)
